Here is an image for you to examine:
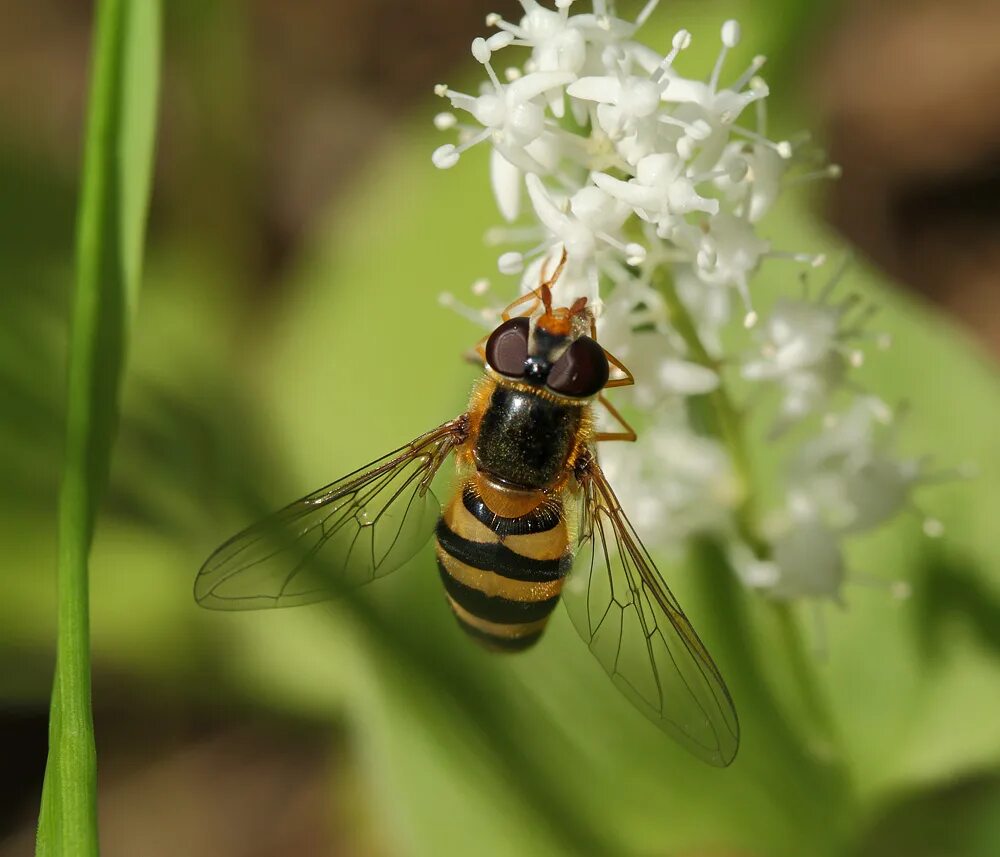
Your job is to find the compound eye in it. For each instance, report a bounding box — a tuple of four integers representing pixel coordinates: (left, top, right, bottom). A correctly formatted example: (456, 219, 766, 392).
(485, 317, 529, 378)
(546, 336, 609, 397)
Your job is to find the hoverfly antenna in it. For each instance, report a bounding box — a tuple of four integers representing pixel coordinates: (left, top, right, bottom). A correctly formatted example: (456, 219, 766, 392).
(537, 246, 568, 316)
(540, 280, 554, 315)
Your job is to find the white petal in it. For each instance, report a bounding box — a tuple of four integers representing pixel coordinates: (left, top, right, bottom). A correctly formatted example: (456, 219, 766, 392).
(658, 359, 719, 394)
(490, 148, 521, 222)
(741, 359, 781, 381)
(446, 92, 478, 114)
(770, 521, 844, 600)
(569, 185, 628, 231)
(569, 92, 591, 126)
(546, 89, 566, 119)
(523, 135, 562, 172)
(566, 75, 622, 104)
(493, 139, 547, 174)
(508, 70, 576, 104)
(592, 172, 663, 211)
(525, 173, 572, 236)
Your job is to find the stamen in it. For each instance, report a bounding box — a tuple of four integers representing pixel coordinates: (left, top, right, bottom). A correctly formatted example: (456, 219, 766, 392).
(852, 572, 913, 599)
(785, 165, 843, 186)
(596, 231, 646, 265)
(921, 513, 945, 538)
(497, 239, 551, 275)
(841, 303, 881, 337)
(438, 292, 498, 329)
(431, 126, 492, 169)
(767, 250, 826, 267)
(694, 160, 748, 184)
(816, 254, 852, 303)
(433, 112, 457, 130)
(652, 28, 692, 86)
(634, 0, 661, 29)
(472, 38, 504, 90)
(658, 115, 712, 139)
(870, 397, 895, 425)
(729, 125, 793, 157)
(432, 144, 460, 169)
(498, 252, 525, 275)
(484, 225, 545, 245)
(731, 55, 767, 93)
(755, 91, 768, 135)
(731, 275, 756, 327)
(710, 20, 740, 93)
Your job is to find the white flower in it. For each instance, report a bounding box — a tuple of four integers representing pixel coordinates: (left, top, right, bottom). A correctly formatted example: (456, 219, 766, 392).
(433, 63, 574, 172)
(786, 399, 950, 537)
(673, 265, 732, 356)
(679, 213, 771, 320)
(741, 265, 877, 429)
(511, 174, 646, 303)
(763, 517, 846, 601)
(596, 274, 719, 405)
(566, 44, 675, 163)
(744, 300, 843, 380)
(593, 152, 721, 228)
(600, 422, 740, 548)
(432, 3, 941, 608)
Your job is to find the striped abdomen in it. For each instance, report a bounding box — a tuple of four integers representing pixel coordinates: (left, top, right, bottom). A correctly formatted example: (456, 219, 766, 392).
(436, 474, 571, 652)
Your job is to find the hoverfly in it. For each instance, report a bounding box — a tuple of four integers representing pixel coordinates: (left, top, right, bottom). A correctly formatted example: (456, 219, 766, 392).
(196, 251, 739, 766)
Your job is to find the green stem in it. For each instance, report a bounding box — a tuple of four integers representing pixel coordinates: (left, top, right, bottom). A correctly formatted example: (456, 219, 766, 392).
(36, 3, 160, 855)
(772, 601, 842, 753)
(656, 274, 768, 557)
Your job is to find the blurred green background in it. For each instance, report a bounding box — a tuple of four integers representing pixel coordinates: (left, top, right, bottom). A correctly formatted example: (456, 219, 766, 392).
(2, 1, 999, 855)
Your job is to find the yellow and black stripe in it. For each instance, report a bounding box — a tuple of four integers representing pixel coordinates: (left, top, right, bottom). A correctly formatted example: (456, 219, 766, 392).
(436, 479, 571, 652)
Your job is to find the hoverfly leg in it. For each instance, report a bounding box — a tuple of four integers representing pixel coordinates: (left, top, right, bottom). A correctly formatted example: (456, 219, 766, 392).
(466, 335, 490, 367)
(462, 288, 544, 367)
(539, 247, 568, 291)
(492, 246, 567, 328)
(602, 348, 635, 390)
(593, 394, 637, 443)
(501, 291, 541, 322)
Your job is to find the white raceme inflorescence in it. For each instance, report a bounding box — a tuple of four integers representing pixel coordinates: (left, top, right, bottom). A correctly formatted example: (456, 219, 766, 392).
(433, 1, 940, 605)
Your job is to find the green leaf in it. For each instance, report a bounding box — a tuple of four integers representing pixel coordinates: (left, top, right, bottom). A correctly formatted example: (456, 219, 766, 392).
(35, 2, 161, 856)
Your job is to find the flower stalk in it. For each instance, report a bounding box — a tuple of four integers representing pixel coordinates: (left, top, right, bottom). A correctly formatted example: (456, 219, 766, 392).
(655, 269, 770, 558)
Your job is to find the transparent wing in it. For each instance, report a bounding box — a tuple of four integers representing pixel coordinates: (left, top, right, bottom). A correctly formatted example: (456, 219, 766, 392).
(563, 454, 740, 766)
(195, 417, 467, 610)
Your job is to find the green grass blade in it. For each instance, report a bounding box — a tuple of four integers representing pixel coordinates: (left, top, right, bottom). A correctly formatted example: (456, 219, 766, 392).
(35, 2, 161, 855)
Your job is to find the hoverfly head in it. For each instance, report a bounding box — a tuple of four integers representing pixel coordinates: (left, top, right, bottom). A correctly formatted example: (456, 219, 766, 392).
(483, 292, 608, 399)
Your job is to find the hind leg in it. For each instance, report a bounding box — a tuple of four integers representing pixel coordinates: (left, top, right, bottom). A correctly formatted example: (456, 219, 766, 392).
(593, 394, 637, 443)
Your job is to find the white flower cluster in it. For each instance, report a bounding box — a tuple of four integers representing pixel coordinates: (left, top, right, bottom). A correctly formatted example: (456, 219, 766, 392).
(432, 1, 942, 603)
